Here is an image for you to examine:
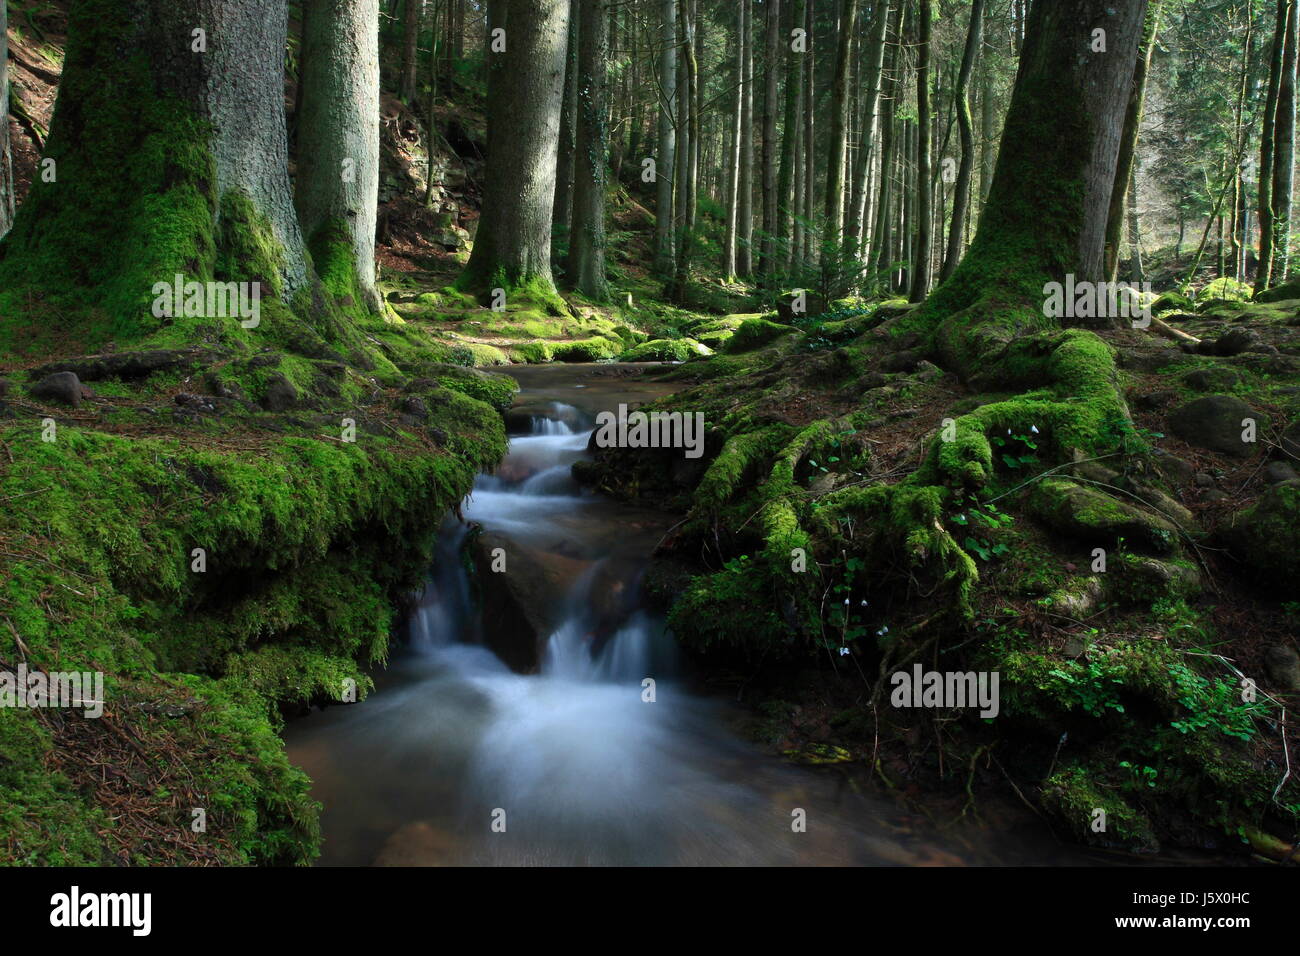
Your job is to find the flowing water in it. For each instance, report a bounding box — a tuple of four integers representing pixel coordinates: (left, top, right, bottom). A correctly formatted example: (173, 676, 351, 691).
(284, 364, 1086, 866)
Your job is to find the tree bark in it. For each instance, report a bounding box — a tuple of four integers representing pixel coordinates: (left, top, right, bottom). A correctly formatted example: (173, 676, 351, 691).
(940, 0, 983, 283)
(847, 1, 890, 255)
(460, 0, 570, 292)
(1273, 0, 1299, 282)
(1258, 0, 1289, 292)
(654, 0, 678, 273)
(723, 3, 744, 277)
(738, 0, 755, 276)
(908, 0, 933, 302)
(0, 0, 314, 323)
(1103, 0, 1159, 283)
(567, 0, 610, 299)
(870, 2, 904, 279)
(778, 0, 805, 269)
(401, 0, 424, 103)
(925, 0, 1148, 337)
(297, 0, 383, 314)
(758, 0, 780, 282)
(0, 0, 14, 241)
(554, 0, 579, 234)
(825, 0, 860, 244)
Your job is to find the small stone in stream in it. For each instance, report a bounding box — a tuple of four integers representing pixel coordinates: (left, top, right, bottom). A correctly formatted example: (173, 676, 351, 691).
(29, 371, 89, 407)
(1264, 461, 1299, 485)
(1263, 646, 1300, 692)
(260, 373, 299, 411)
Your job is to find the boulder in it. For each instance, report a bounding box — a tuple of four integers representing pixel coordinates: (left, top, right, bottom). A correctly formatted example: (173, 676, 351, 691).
(1222, 483, 1300, 587)
(1181, 366, 1242, 392)
(1168, 395, 1265, 458)
(28, 371, 90, 407)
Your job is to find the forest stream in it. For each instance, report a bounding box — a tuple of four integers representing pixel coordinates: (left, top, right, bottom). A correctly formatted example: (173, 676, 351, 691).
(287, 363, 1098, 867)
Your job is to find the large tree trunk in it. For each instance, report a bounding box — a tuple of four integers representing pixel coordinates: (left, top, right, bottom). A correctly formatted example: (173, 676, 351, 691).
(0, 0, 14, 241)
(1257, 0, 1288, 292)
(296, 0, 382, 315)
(0, 0, 314, 330)
(870, 3, 904, 279)
(940, 0, 983, 283)
(824, 0, 859, 244)
(1273, 0, 1299, 282)
(567, 0, 611, 299)
(925, 0, 1147, 345)
(460, 0, 570, 292)
(799, 0, 814, 266)
(907, 0, 933, 302)
(654, 0, 678, 274)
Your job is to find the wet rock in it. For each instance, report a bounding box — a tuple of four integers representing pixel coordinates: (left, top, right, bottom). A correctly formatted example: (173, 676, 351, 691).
(1168, 395, 1265, 458)
(1263, 645, 1300, 692)
(470, 530, 583, 672)
(29, 371, 90, 407)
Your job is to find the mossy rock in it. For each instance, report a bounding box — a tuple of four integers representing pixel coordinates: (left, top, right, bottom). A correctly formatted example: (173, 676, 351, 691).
(618, 338, 712, 362)
(1150, 290, 1194, 314)
(1167, 395, 1266, 459)
(725, 318, 799, 354)
(1222, 482, 1300, 587)
(1254, 279, 1300, 303)
(413, 363, 518, 411)
(1026, 478, 1179, 553)
(552, 337, 621, 362)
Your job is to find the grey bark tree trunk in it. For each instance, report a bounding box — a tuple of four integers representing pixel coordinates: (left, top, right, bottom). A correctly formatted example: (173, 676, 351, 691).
(297, 0, 383, 314)
(567, 0, 610, 299)
(778, 0, 805, 269)
(0, 0, 312, 318)
(654, 0, 678, 273)
(460, 0, 570, 292)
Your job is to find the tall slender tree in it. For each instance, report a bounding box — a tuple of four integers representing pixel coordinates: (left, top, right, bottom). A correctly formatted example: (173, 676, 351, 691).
(568, 0, 611, 298)
(297, 0, 383, 314)
(654, 0, 678, 272)
(908, 0, 933, 301)
(825, 0, 860, 242)
(940, 0, 983, 282)
(0, 0, 14, 241)
(758, 0, 780, 281)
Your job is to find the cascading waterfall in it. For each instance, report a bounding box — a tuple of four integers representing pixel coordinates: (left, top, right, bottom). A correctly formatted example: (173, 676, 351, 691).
(285, 367, 1057, 867)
